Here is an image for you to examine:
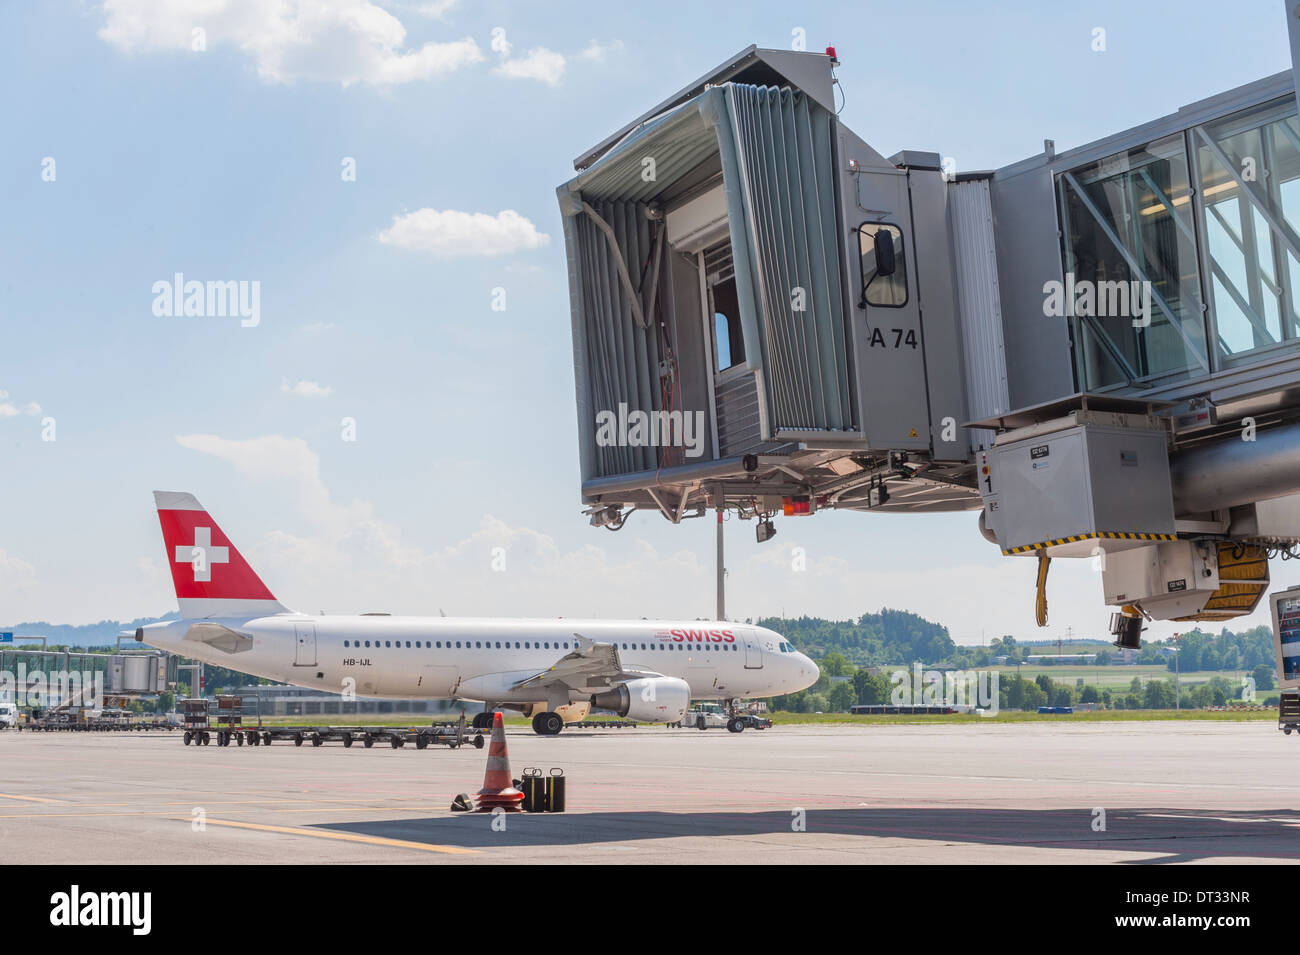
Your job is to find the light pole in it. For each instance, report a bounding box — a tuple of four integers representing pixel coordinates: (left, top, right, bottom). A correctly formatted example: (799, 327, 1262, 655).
(715, 490, 725, 621)
(1173, 632, 1180, 711)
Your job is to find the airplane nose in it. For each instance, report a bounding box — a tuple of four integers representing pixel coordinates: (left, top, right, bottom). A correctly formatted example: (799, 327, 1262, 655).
(795, 652, 819, 690)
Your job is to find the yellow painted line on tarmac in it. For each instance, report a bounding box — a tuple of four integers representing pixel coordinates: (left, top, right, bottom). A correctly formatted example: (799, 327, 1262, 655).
(0, 806, 448, 819)
(190, 817, 479, 855)
(0, 792, 64, 804)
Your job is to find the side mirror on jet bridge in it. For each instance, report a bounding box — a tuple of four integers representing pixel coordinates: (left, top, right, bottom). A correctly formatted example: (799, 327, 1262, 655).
(874, 228, 897, 278)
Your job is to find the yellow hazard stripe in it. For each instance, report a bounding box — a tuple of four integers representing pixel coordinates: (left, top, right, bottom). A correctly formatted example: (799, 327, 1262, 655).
(1001, 531, 1176, 556)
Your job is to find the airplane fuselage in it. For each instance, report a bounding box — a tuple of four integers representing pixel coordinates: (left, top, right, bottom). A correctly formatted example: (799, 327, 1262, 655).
(141, 615, 819, 704)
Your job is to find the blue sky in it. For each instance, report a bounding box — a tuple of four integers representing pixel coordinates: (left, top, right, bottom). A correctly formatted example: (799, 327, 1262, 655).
(1, 0, 1295, 641)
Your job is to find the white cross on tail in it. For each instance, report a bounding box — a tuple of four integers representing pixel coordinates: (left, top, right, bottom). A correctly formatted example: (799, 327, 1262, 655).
(174, 526, 229, 582)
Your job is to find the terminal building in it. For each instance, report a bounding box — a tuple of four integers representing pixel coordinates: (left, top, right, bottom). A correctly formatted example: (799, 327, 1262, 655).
(556, 2, 1300, 642)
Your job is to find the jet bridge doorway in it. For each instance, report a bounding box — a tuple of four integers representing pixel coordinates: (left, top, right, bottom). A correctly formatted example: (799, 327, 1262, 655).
(701, 237, 768, 456)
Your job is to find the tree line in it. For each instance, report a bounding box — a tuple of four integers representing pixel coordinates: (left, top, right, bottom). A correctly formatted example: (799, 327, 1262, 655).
(755, 612, 1276, 673)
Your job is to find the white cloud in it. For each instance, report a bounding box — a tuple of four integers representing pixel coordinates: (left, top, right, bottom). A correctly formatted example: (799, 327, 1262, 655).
(175, 433, 369, 534)
(280, 378, 334, 398)
(578, 39, 623, 63)
(98, 0, 483, 86)
(377, 208, 550, 257)
(0, 548, 38, 605)
(493, 47, 566, 86)
(414, 0, 458, 17)
(0, 389, 42, 417)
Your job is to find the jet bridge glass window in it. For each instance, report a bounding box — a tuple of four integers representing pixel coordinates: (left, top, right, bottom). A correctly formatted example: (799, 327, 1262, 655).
(856, 223, 908, 308)
(1195, 98, 1300, 361)
(1059, 133, 1208, 389)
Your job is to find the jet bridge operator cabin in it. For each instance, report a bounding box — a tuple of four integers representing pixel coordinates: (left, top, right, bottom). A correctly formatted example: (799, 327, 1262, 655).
(556, 3, 1300, 645)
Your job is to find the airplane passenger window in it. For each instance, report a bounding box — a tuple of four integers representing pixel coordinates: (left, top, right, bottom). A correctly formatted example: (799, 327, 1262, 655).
(344, 640, 349, 648)
(364, 641, 371, 648)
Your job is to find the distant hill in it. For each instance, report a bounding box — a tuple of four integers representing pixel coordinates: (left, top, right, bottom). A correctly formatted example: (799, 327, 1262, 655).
(0, 613, 178, 647)
(756, 609, 955, 666)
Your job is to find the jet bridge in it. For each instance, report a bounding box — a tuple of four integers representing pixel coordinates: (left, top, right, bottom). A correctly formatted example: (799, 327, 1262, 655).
(558, 45, 976, 522)
(557, 1, 1300, 633)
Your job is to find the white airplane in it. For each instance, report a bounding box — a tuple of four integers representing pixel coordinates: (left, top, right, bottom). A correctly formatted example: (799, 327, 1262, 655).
(137, 492, 819, 734)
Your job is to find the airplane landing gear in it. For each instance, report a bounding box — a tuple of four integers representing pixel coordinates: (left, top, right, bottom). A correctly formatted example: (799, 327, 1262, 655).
(532, 711, 564, 735)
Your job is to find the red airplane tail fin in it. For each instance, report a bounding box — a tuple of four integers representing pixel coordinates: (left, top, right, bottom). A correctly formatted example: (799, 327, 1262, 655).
(154, 491, 288, 619)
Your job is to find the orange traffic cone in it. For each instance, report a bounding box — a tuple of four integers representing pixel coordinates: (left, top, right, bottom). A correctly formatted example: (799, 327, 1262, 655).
(475, 712, 524, 812)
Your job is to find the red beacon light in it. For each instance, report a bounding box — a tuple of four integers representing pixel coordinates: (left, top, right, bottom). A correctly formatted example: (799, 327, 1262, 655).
(783, 495, 813, 516)
(825, 46, 839, 64)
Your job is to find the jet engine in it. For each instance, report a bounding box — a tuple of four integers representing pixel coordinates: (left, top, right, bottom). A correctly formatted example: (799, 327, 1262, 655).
(590, 677, 690, 723)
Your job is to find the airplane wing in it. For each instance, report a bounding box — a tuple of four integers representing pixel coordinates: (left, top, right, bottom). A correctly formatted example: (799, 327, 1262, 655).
(512, 633, 660, 691)
(182, 622, 253, 654)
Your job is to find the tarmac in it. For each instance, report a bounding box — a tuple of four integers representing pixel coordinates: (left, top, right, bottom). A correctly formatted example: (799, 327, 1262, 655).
(2, 720, 1299, 864)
